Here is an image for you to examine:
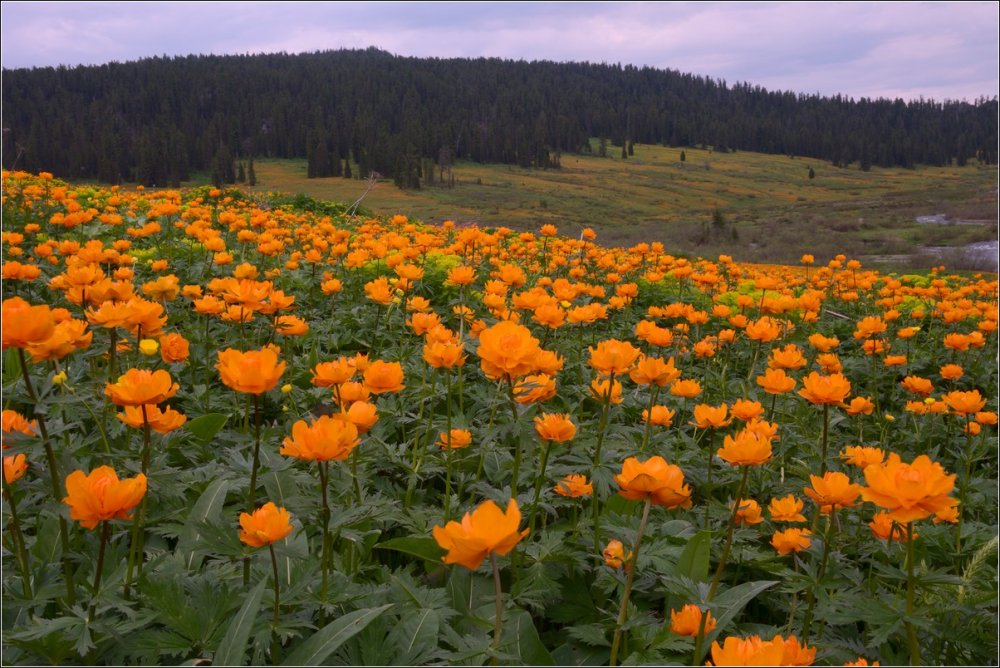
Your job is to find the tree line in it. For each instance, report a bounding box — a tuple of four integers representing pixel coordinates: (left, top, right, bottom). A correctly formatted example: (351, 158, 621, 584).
(2, 47, 996, 187)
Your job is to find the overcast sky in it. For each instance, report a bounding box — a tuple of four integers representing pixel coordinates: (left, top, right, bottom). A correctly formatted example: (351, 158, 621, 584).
(2, 2, 997, 102)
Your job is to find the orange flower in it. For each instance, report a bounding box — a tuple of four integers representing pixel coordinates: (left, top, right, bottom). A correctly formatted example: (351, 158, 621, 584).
(432, 498, 529, 570)
(669, 378, 702, 399)
(707, 635, 786, 666)
(312, 358, 356, 387)
(670, 604, 716, 636)
(158, 333, 190, 363)
(3, 453, 28, 484)
(768, 494, 807, 522)
(2, 409, 36, 437)
(756, 368, 796, 395)
(422, 340, 466, 369)
(2, 297, 55, 349)
(26, 318, 93, 362)
(815, 353, 843, 374)
(730, 399, 765, 421)
(781, 636, 817, 666)
(364, 276, 394, 305)
(860, 453, 957, 523)
(798, 372, 851, 405)
(281, 415, 360, 461)
(477, 321, 542, 381)
(116, 404, 187, 434)
(939, 364, 963, 380)
(768, 343, 807, 370)
(853, 316, 887, 340)
(513, 374, 556, 404)
(363, 360, 405, 394)
(690, 403, 732, 429)
(602, 539, 632, 569)
(868, 511, 913, 542)
(808, 333, 840, 352)
(63, 466, 147, 530)
(438, 428, 472, 449)
(899, 375, 933, 397)
(643, 405, 675, 427)
(239, 501, 294, 548)
(445, 266, 477, 287)
(336, 381, 370, 407)
(614, 456, 692, 508)
(554, 473, 593, 497)
(941, 389, 987, 415)
(534, 413, 577, 442)
(804, 471, 861, 513)
(844, 658, 880, 666)
(841, 446, 885, 468)
(716, 428, 773, 466)
(744, 316, 783, 343)
(733, 498, 764, 525)
(338, 401, 378, 434)
(844, 396, 875, 416)
(770, 528, 812, 555)
(217, 348, 285, 394)
(105, 368, 179, 406)
(629, 355, 681, 386)
(589, 339, 641, 376)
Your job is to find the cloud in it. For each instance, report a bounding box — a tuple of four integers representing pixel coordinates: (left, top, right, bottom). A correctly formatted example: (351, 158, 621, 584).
(2, 1, 996, 101)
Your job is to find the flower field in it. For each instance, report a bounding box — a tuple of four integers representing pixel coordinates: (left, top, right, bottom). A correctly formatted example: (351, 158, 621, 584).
(1, 170, 997, 666)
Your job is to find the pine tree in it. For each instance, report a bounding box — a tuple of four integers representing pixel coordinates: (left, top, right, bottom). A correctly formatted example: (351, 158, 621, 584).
(247, 158, 257, 186)
(680, 150, 686, 162)
(237, 162, 246, 183)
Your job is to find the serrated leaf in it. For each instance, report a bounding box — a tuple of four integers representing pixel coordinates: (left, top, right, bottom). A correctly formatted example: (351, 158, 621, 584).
(502, 608, 555, 665)
(375, 536, 446, 563)
(213, 580, 266, 667)
(385, 608, 440, 665)
(185, 413, 229, 443)
(281, 604, 394, 666)
(177, 478, 230, 569)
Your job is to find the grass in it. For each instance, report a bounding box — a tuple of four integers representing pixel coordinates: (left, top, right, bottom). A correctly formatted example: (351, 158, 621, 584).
(214, 145, 996, 268)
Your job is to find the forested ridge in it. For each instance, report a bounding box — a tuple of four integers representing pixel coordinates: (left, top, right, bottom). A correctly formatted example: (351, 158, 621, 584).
(3, 47, 996, 187)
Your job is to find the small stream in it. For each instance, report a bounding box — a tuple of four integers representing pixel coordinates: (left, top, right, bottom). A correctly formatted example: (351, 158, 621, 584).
(915, 214, 998, 272)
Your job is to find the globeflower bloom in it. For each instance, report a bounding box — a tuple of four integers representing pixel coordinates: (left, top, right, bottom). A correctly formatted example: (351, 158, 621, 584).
(643, 405, 675, 427)
(690, 403, 732, 429)
(841, 446, 885, 468)
(239, 502, 294, 548)
(217, 347, 285, 394)
(432, 498, 529, 570)
(438, 428, 472, 449)
(1, 297, 55, 349)
(554, 473, 593, 498)
(733, 498, 764, 525)
(716, 429, 773, 466)
(768, 494, 807, 522)
(756, 368, 796, 395)
(614, 456, 692, 508)
(363, 360, 406, 394)
(770, 528, 812, 555)
(63, 466, 147, 530)
(941, 389, 987, 416)
(860, 453, 957, 523)
(105, 368, 179, 406)
(281, 415, 360, 462)
(798, 372, 851, 405)
(3, 453, 28, 484)
(477, 321, 542, 381)
(117, 404, 187, 434)
(602, 539, 632, 569)
(707, 635, 786, 666)
(589, 339, 641, 376)
(670, 604, 716, 636)
(804, 471, 861, 513)
(628, 355, 680, 386)
(534, 413, 576, 442)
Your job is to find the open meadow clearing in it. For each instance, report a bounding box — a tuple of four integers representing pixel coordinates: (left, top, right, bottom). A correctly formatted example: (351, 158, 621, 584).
(1, 170, 997, 665)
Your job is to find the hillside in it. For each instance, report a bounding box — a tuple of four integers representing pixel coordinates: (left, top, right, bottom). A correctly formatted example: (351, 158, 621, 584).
(238, 145, 996, 268)
(3, 48, 996, 186)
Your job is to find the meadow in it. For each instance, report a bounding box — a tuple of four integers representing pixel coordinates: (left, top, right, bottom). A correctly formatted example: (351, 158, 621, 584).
(1, 169, 997, 666)
(238, 144, 997, 268)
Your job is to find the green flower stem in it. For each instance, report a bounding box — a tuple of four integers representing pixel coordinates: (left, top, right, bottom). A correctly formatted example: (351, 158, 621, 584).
(905, 522, 921, 665)
(88, 521, 111, 623)
(490, 553, 504, 666)
(506, 380, 522, 499)
(318, 461, 331, 625)
(243, 393, 263, 587)
(707, 465, 750, 600)
(819, 403, 830, 474)
(2, 482, 33, 600)
(956, 416, 972, 553)
(702, 429, 716, 529)
(591, 375, 614, 555)
(609, 497, 652, 667)
(17, 348, 75, 605)
(640, 385, 661, 454)
(801, 507, 837, 645)
(443, 369, 453, 519)
(527, 441, 551, 536)
(404, 372, 436, 510)
(269, 543, 282, 663)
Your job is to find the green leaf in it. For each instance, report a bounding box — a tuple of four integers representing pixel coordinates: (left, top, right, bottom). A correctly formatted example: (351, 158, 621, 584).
(281, 604, 394, 666)
(699, 580, 779, 662)
(375, 536, 445, 563)
(177, 478, 230, 569)
(385, 608, 440, 665)
(502, 608, 555, 665)
(675, 530, 711, 583)
(213, 580, 267, 667)
(185, 413, 229, 443)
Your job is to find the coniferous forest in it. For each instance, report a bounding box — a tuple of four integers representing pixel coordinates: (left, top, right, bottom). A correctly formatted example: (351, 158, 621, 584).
(2, 47, 997, 187)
